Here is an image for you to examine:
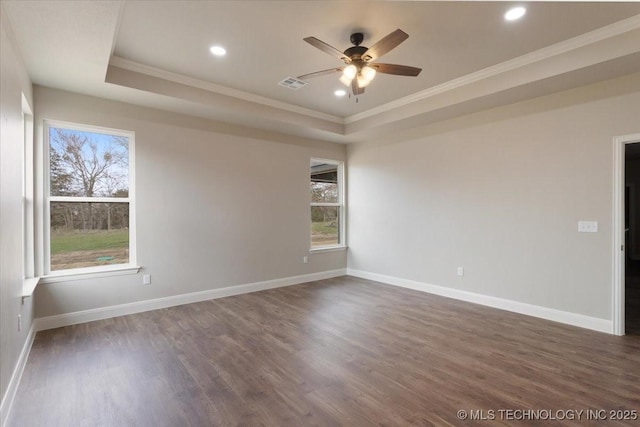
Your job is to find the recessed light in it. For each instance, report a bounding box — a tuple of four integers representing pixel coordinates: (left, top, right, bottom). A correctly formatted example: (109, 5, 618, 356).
(334, 89, 347, 97)
(209, 45, 226, 56)
(504, 6, 526, 21)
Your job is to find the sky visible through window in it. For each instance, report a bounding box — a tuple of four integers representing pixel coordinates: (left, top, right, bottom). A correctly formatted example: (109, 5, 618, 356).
(49, 127, 129, 198)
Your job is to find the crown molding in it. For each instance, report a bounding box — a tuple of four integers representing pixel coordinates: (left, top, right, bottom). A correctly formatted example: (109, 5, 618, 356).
(345, 14, 640, 124)
(109, 56, 344, 125)
(108, 14, 640, 135)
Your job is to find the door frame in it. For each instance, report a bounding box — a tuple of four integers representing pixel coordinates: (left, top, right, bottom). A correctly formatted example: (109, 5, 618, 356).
(613, 133, 640, 335)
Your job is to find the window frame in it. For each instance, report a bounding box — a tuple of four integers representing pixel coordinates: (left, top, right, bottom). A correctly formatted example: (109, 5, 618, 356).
(310, 157, 346, 251)
(20, 94, 41, 298)
(43, 120, 137, 278)
(22, 94, 35, 279)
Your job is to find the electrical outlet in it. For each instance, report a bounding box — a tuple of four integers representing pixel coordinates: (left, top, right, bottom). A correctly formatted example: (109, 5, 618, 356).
(18, 314, 21, 332)
(303, 256, 308, 264)
(143, 274, 151, 285)
(578, 221, 598, 233)
(457, 267, 464, 277)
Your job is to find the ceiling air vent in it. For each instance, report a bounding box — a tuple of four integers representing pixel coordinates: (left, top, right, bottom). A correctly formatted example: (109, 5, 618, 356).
(278, 77, 308, 90)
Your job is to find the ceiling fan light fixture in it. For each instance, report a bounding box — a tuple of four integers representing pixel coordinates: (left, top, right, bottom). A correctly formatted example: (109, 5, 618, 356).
(356, 74, 371, 88)
(334, 89, 347, 97)
(301, 29, 421, 96)
(343, 64, 357, 80)
(339, 75, 353, 87)
(362, 66, 376, 82)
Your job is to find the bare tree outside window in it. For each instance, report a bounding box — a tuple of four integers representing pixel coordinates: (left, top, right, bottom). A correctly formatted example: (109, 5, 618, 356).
(48, 124, 133, 271)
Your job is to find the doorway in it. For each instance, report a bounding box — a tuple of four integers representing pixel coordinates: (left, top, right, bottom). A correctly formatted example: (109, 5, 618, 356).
(614, 133, 640, 335)
(625, 144, 640, 334)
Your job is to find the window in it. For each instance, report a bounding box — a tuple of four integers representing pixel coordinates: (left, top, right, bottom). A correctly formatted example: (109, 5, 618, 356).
(310, 158, 344, 249)
(45, 121, 135, 274)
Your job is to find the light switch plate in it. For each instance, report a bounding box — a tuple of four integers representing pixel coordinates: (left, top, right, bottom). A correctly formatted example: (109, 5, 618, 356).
(578, 221, 598, 233)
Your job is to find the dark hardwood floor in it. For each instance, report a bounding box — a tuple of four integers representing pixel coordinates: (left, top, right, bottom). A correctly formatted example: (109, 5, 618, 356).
(9, 276, 640, 426)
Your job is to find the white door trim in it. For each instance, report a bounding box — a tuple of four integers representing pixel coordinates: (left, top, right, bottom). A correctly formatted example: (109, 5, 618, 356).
(613, 133, 640, 336)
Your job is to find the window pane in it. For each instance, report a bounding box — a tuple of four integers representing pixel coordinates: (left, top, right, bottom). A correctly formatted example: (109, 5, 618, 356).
(49, 127, 129, 197)
(50, 202, 129, 271)
(311, 181, 338, 203)
(311, 206, 339, 247)
(310, 162, 338, 203)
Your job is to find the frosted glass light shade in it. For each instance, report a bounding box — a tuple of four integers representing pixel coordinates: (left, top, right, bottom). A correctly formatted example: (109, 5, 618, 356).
(356, 74, 371, 88)
(362, 66, 376, 81)
(343, 64, 357, 79)
(339, 75, 352, 87)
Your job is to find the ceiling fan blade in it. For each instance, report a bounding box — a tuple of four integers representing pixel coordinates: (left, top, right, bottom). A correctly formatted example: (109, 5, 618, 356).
(297, 68, 342, 80)
(373, 63, 422, 76)
(351, 79, 365, 95)
(303, 37, 350, 63)
(362, 29, 409, 61)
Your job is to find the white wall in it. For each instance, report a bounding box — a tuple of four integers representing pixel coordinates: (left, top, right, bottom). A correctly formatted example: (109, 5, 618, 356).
(33, 87, 346, 318)
(347, 73, 640, 321)
(0, 10, 34, 422)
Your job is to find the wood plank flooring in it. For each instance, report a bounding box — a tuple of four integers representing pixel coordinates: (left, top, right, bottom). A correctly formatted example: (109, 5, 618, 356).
(8, 276, 640, 426)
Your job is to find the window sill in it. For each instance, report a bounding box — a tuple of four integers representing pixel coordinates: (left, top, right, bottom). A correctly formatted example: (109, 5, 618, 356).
(22, 277, 41, 302)
(310, 245, 348, 253)
(40, 265, 141, 284)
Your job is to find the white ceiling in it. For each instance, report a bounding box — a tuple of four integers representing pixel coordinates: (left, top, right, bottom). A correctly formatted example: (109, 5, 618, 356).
(3, 1, 640, 144)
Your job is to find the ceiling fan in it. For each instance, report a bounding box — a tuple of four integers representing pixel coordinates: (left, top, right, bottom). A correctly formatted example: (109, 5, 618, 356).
(298, 29, 422, 96)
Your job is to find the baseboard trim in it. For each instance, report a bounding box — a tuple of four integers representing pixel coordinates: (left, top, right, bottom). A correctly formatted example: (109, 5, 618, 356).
(34, 268, 347, 332)
(347, 268, 613, 334)
(1, 323, 36, 427)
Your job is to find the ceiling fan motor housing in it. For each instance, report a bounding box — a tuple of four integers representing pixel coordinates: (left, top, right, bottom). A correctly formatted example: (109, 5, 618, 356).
(344, 46, 368, 61)
(350, 32, 364, 46)
(345, 33, 370, 62)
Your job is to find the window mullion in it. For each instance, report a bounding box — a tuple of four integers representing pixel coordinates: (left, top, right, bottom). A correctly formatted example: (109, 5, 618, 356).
(310, 202, 341, 207)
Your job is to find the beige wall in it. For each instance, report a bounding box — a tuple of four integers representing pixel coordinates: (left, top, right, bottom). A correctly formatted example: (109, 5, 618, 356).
(33, 87, 346, 317)
(0, 11, 34, 420)
(347, 73, 640, 321)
